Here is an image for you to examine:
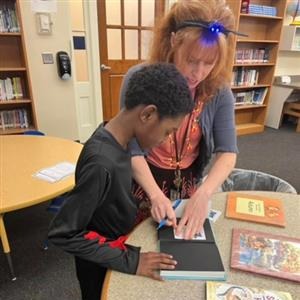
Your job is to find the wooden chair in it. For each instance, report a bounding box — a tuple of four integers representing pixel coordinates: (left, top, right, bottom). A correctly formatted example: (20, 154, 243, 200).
(281, 101, 300, 133)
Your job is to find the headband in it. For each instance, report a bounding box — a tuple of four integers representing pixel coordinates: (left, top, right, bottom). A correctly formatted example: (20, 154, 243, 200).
(175, 20, 248, 37)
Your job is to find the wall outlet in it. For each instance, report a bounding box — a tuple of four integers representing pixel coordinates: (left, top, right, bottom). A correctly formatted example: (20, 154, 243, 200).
(42, 52, 54, 64)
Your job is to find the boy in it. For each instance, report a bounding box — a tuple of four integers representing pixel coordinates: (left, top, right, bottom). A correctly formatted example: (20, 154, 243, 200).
(48, 63, 194, 300)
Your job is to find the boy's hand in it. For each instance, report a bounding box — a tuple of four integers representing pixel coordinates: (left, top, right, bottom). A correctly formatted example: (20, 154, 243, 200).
(136, 252, 177, 280)
(150, 195, 177, 228)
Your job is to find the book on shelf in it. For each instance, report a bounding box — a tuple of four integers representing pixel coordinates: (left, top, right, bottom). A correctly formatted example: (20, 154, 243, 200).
(233, 88, 268, 106)
(232, 67, 259, 86)
(0, 108, 29, 130)
(231, 228, 300, 283)
(248, 4, 277, 17)
(226, 192, 285, 227)
(0, 77, 23, 101)
(158, 218, 225, 280)
(206, 281, 293, 300)
(235, 47, 269, 64)
(0, 2, 20, 33)
(240, 0, 250, 14)
(252, 87, 268, 105)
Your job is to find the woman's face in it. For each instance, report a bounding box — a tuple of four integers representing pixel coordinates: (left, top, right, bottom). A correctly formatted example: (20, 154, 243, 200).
(173, 40, 218, 90)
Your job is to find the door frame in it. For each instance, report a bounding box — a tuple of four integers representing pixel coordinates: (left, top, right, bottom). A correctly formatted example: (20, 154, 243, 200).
(82, 0, 103, 126)
(83, 0, 167, 124)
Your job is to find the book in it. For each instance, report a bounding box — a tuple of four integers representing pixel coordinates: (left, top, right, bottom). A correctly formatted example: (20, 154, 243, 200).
(252, 88, 268, 105)
(206, 281, 293, 300)
(240, 0, 250, 14)
(158, 219, 225, 280)
(226, 192, 285, 227)
(231, 228, 300, 283)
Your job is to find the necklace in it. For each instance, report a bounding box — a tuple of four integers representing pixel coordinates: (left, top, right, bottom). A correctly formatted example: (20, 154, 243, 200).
(171, 100, 203, 193)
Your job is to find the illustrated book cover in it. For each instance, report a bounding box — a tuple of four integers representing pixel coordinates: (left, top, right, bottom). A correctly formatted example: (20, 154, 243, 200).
(158, 219, 225, 280)
(231, 228, 300, 283)
(206, 281, 293, 300)
(226, 192, 285, 227)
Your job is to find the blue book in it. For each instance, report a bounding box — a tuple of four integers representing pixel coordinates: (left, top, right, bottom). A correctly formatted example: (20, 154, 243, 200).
(158, 219, 226, 281)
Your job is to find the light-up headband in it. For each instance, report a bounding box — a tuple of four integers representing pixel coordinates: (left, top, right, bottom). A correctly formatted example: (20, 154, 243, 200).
(175, 20, 248, 37)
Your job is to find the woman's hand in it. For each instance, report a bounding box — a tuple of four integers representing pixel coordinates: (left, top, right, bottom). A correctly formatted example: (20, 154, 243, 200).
(176, 189, 210, 239)
(136, 252, 177, 280)
(176, 152, 236, 239)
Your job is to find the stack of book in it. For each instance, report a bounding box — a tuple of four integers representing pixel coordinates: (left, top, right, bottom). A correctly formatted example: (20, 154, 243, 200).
(248, 4, 277, 16)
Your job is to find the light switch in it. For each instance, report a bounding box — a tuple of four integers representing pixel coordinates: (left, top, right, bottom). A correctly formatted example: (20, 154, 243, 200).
(36, 13, 52, 35)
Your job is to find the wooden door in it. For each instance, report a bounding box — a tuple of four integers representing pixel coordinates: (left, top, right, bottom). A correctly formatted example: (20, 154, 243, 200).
(97, 0, 165, 121)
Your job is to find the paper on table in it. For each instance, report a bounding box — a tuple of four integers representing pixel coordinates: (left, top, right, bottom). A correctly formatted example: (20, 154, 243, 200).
(208, 209, 222, 222)
(33, 162, 76, 183)
(174, 227, 206, 240)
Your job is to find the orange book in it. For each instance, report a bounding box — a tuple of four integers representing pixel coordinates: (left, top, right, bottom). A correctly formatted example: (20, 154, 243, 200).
(226, 192, 285, 227)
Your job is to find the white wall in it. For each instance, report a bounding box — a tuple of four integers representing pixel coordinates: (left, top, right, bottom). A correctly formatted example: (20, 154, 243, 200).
(275, 17, 300, 76)
(19, 1, 79, 140)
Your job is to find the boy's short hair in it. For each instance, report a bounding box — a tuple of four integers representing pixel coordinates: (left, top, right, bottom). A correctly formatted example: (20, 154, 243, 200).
(124, 63, 194, 119)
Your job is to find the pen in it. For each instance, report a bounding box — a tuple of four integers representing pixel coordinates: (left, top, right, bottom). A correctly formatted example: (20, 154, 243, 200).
(156, 199, 182, 230)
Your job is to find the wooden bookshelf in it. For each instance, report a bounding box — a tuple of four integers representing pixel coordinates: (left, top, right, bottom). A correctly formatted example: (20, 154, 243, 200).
(0, 0, 37, 134)
(227, 0, 287, 135)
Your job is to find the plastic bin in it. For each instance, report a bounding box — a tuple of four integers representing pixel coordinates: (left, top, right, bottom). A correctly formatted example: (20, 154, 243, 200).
(220, 168, 297, 194)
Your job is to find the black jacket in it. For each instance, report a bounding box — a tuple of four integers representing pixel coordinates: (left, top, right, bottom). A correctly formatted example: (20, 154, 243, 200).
(48, 124, 140, 274)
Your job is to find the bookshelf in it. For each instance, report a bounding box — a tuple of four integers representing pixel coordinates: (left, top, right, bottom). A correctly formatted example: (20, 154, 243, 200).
(0, 0, 37, 135)
(227, 0, 287, 135)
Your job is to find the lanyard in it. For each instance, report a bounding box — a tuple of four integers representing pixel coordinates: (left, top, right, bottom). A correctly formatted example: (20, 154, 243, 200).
(172, 115, 191, 192)
(172, 99, 203, 192)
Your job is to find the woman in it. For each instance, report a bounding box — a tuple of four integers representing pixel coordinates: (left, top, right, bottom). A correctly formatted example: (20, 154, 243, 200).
(120, 0, 238, 239)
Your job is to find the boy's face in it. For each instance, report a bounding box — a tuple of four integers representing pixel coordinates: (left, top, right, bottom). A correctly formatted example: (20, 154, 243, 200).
(136, 111, 184, 150)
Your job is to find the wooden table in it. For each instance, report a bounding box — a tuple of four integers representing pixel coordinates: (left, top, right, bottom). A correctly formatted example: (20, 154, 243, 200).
(0, 135, 83, 280)
(101, 192, 300, 300)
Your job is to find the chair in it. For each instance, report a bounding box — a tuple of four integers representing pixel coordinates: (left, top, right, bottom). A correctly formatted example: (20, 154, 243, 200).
(23, 130, 45, 136)
(42, 195, 66, 249)
(220, 168, 297, 194)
